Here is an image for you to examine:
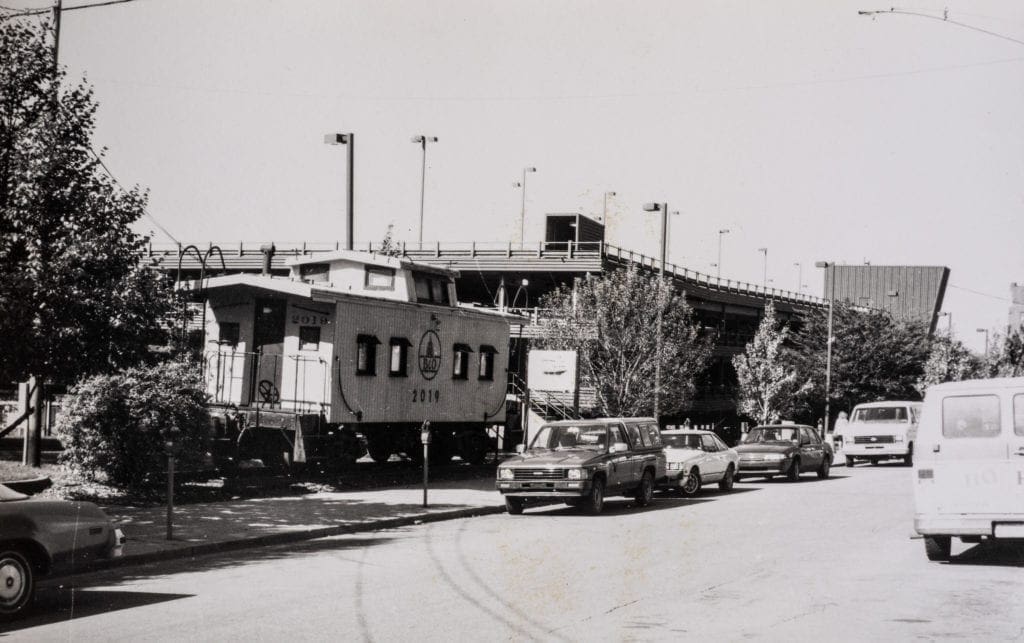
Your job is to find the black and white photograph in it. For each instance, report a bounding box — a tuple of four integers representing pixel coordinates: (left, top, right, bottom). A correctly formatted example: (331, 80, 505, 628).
(2, 0, 1023, 639)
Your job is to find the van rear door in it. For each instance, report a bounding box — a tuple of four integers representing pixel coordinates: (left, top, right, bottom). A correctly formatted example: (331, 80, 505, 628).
(925, 390, 1024, 517)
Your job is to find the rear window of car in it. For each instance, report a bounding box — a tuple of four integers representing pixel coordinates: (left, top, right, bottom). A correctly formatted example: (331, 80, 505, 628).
(942, 395, 1001, 438)
(642, 423, 663, 448)
(852, 406, 909, 423)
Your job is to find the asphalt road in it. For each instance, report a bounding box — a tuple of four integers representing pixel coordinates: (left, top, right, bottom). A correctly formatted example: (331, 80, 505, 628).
(6, 464, 1024, 641)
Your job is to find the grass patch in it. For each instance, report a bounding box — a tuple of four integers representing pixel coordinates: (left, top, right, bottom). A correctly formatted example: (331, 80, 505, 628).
(0, 460, 47, 482)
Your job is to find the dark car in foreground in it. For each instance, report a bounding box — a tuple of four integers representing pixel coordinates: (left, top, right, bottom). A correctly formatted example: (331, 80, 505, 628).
(734, 424, 832, 482)
(496, 418, 666, 515)
(0, 483, 124, 620)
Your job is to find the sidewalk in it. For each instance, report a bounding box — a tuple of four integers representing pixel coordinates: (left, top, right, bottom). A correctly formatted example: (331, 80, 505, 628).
(93, 476, 506, 571)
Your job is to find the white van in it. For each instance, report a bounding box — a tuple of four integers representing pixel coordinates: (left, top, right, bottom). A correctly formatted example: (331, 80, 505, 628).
(838, 401, 921, 467)
(913, 377, 1024, 561)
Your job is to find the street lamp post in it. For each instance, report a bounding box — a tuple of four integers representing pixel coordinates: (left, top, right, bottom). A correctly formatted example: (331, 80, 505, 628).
(794, 262, 802, 293)
(643, 202, 669, 423)
(815, 261, 835, 437)
(717, 229, 730, 280)
(977, 328, 990, 356)
(758, 248, 768, 290)
(518, 167, 537, 245)
(324, 133, 355, 250)
(411, 135, 438, 246)
(603, 191, 616, 223)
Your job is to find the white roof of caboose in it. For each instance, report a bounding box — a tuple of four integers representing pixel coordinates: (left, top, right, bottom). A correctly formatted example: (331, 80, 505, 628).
(286, 249, 458, 278)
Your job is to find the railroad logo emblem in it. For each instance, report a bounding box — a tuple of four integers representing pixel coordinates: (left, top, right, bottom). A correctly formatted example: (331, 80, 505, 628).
(418, 331, 441, 380)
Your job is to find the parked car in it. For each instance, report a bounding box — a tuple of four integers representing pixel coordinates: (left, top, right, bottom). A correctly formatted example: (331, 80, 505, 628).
(913, 377, 1024, 561)
(496, 418, 666, 515)
(734, 424, 833, 481)
(661, 429, 739, 495)
(0, 483, 125, 620)
(836, 400, 921, 467)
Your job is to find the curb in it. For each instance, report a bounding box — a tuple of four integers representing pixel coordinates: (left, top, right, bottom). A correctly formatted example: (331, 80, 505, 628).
(56, 503, 507, 578)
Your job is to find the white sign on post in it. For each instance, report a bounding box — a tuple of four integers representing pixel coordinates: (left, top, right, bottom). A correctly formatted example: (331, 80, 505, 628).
(527, 349, 577, 392)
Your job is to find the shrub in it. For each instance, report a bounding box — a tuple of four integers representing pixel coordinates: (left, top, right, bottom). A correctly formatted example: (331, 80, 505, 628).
(56, 360, 210, 489)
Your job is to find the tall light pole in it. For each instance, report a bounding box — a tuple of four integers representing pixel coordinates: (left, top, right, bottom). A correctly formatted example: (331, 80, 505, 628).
(758, 248, 768, 290)
(324, 133, 355, 250)
(643, 202, 669, 423)
(518, 167, 537, 245)
(717, 229, 730, 280)
(977, 328, 989, 356)
(411, 135, 438, 246)
(602, 191, 616, 223)
(794, 262, 802, 293)
(815, 261, 835, 436)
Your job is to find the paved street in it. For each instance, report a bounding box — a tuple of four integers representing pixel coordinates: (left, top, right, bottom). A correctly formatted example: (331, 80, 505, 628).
(6, 464, 1024, 641)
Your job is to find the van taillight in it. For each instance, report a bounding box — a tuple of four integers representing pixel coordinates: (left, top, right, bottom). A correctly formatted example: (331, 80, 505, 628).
(918, 469, 934, 479)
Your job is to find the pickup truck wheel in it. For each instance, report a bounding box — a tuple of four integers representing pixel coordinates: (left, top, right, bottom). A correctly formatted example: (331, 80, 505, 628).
(787, 458, 801, 481)
(634, 471, 654, 507)
(817, 457, 831, 479)
(845, 456, 855, 468)
(924, 536, 951, 562)
(505, 496, 525, 515)
(584, 477, 605, 515)
(0, 548, 34, 620)
(681, 469, 702, 496)
(718, 465, 735, 491)
(903, 445, 914, 467)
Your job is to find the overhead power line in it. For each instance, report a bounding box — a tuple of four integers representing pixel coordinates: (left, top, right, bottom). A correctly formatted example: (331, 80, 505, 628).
(89, 149, 180, 244)
(859, 8, 1024, 48)
(947, 284, 1011, 302)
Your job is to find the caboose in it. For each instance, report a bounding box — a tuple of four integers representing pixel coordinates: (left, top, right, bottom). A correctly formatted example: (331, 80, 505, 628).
(182, 250, 512, 468)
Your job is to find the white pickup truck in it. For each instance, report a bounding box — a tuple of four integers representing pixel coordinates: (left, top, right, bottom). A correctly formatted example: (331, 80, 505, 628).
(836, 401, 921, 467)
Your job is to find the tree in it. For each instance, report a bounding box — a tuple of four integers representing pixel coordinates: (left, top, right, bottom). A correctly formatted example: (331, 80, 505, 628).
(785, 304, 931, 422)
(535, 267, 713, 418)
(987, 324, 1024, 377)
(916, 332, 986, 395)
(733, 304, 807, 425)
(0, 20, 171, 388)
(377, 223, 402, 257)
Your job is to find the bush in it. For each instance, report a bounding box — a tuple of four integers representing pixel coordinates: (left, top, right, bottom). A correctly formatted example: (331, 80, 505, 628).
(56, 360, 210, 489)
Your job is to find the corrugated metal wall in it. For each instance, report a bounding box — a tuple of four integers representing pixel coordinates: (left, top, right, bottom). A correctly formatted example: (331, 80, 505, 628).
(823, 265, 949, 332)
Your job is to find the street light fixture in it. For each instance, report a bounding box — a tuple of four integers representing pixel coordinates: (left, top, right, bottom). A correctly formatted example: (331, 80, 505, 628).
(602, 191, 616, 223)
(517, 167, 537, 245)
(411, 135, 438, 246)
(324, 133, 355, 250)
(758, 248, 768, 290)
(794, 262, 802, 294)
(815, 261, 835, 437)
(977, 328, 989, 356)
(717, 229, 730, 280)
(642, 202, 670, 423)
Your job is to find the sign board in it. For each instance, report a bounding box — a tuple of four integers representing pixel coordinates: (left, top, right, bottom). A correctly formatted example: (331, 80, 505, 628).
(527, 349, 577, 392)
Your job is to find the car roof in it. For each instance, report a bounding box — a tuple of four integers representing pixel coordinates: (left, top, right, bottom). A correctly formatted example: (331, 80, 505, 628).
(542, 417, 656, 426)
(750, 424, 812, 430)
(926, 376, 1024, 393)
(852, 400, 920, 408)
(661, 429, 715, 436)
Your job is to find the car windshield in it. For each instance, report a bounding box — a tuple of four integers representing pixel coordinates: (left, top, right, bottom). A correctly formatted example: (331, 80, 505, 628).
(531, 424, 608, 451)
(0, 484, 28, 502)
(745, 427, 799, 443)
(852, 407, 908, 423)
(663, 434, 701, 449)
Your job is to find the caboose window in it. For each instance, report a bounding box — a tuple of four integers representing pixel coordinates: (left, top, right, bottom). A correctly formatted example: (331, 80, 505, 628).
(365, 266, 395, 291)
(356, 334, 380, 375)
(299, 326, 321, 351)
(478, 345, 497, 380)
(300, 263, 330, 283)
(453, 343, 473, 380)
(389, 337, 411, 377)
(413, 272, 451, 306)
(218, 322, 240, 348)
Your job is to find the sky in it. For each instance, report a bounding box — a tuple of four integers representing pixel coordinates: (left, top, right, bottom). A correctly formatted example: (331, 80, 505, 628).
(8, 0, 1024, 352)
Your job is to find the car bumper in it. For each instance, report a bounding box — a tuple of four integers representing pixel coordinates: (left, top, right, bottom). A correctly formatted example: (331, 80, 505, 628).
(496, 480, 592, 497)
(915, 515, 1024, 538)
(737, 459, 789, 474)
(843, 443, 908, 457)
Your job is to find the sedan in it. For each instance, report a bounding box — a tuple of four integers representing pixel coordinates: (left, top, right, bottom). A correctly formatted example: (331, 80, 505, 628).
(0, 483, 125, 620)
(734, 424, 833, 482)
(661, 430, 739, 496)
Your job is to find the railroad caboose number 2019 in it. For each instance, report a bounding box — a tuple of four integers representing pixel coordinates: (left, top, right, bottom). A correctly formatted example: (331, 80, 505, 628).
(412, 388, 440, 403)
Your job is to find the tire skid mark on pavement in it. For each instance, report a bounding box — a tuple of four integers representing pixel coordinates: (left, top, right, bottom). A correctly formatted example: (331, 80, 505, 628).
(452, 520, 572, 643)
(423, 522, 540, 641)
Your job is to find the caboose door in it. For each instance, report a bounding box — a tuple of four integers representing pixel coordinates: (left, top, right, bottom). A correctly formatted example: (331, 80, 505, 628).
(250, 298, 287, 407)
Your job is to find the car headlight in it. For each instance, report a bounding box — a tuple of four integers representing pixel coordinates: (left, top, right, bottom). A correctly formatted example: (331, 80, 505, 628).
(567, 468, 582, 480)
(499, 467, 514, 480)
